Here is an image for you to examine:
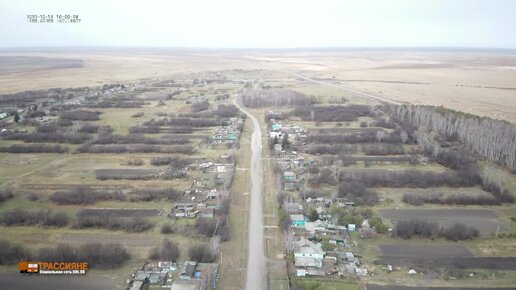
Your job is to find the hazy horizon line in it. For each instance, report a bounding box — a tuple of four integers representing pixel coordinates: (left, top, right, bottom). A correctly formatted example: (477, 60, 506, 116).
(1, 46, 515, 53)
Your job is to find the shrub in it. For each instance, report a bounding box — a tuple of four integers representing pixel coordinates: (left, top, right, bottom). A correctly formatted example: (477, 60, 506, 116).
(78, 124, 100, 133)
(0, 144, 68, 153)
(73, 216, 153, 232)
(93, 134, 189, 145)
(306, 144, 357, 155)
(188, 244, 214, 262)
(369, 216, 389, 234)
(61, 110, 101, 121)
(393, 220, 439, 239)
(128, 126, 160, 134)
(2, 132, 89, 144)
(191, 100, 210, 112)
(337, 181, 379, 205)
(149, 240, 179, 261)
(161, 224, 175, 234)
(393, 220, 479, 241)
(127, 158, 144, 166)
(144, 117, 222, 128)
(339, 169, 477, 188)
(128, 188, 181, 202)
(0, 240, 29, 265)
(402, 192, 498, 206)
(77, 144, 194, 154)
(37, 243, 129, 269)
(50, 187, 98, 205)
(441, 223, 479, 241)
(150, 156, 193, 167)
(196, 218, 217, 237)
(0, 209, 69, 227)
(0, 189, 13, 203)
(362, 144, 405, 155)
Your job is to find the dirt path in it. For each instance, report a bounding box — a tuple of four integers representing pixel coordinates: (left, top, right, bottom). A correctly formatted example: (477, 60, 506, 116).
(280, 69, 403, 105)
(233, 98, 267, 290)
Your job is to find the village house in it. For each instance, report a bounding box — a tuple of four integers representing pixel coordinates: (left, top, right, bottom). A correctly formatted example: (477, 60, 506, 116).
(180, 261, 198, 280)
(175, 261, 219, 289)
(284, 171, 296, 181)
(290, 214, 306, 228)
(171, 202, 197, 218)
(294, 238, 326, 277)
(284, 202, 304, 214)
(127, 261, 177, 289)
(283, 171, 297, 191)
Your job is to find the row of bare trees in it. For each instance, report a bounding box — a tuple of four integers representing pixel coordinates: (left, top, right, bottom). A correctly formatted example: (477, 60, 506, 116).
(292, 105, 372, 122)
(72, 216, 153, 232)
(241, 88, 318, 107)
(393, 220, 479, 241)
(144, 117, 223, 127)
(338, 168, 477, 188)
(0, 144, 68, 153)
(385, 104, 516, 169)
(93, 134, 189, 145)
(2, 132, 90, 144)
(76, 144, 194, 154)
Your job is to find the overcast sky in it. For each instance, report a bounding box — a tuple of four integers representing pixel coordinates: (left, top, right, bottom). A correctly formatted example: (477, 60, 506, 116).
(0, 0, 515, 48)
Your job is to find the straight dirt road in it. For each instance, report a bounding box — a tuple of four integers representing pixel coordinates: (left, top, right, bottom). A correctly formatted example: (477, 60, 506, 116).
(233, 98, 267, 290)
(279, 69, 403, 105)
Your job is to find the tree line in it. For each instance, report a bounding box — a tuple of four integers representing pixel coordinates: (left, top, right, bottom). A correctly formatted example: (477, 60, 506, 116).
(385, 104, 516, 169)
(291, 105, 372, 122)
(93, 133, 189, 145)
(76, 144, 194, 154)
(2, 132, 90, 144)
(49, 186, 181, 204)
(0, 144, 68, 153)
(393, 220, 479, 241)
(338, 168, 477, 188)
(144, 117, 223, 128)
(241, 88, 318, 108)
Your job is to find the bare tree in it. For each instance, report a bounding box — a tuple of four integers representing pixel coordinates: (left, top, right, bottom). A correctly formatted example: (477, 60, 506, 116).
(283, 228, 296, 254)
(376, 130, 386, 143)
(385, 104, 516, 169)
(209, 235, 221, 257)
(400, 130, 408, 144)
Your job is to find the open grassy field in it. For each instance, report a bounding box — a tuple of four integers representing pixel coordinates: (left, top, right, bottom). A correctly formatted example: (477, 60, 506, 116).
(1, 49, 515, 122)
(0, 78, 247, 289)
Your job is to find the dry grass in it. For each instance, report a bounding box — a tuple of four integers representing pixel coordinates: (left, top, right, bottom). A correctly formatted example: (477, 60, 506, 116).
(1, 50, 515, 122)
